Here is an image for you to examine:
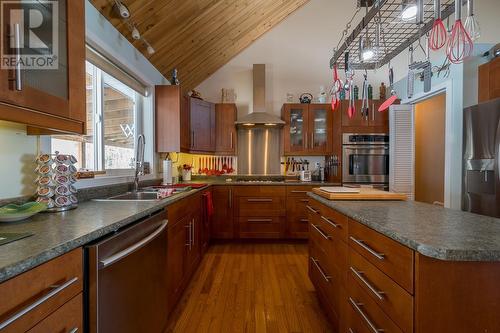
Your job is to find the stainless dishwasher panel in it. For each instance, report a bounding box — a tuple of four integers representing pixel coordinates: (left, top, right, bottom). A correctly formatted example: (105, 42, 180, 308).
(86, 210, 168, 333)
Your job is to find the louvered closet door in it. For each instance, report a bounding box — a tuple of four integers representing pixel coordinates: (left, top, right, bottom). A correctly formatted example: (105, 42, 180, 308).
(389, 105, 415, 200)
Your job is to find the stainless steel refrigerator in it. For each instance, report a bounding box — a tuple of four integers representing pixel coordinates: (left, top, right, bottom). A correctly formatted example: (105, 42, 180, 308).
(462, 97, 500, 218)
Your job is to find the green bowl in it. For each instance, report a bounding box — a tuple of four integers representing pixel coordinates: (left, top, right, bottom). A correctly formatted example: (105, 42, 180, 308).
(0, 202, 48, 222)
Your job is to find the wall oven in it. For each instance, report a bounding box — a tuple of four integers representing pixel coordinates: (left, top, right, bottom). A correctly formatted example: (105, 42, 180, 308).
(342, 133, 389, 185)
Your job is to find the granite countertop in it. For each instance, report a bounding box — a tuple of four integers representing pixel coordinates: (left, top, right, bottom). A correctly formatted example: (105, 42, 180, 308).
(308, 193, 500, 262)
(0, 187, 208, 283)
(181, 179, 340, 186)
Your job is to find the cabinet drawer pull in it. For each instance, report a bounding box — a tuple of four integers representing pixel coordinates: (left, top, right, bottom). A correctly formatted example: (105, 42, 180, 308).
(349, 297, 383, 333)
(11, 23, 22, 91)
(312, 224, 331, 240)
(306, 205, 319, 214)
(230, 132, 234, 149)
(291, 190, 308, 194)
(247, 198, 273, 202)
(300, 219, 309, 223)
(100, 221, 168, 268)
(321, 215, 340, 228)
(300, 199, 309, 203)
(349, 236, 385, 260)
(0, 277, 79, 330)
(310, 257, 331, 282)
(191, 219, 195, 246)
(185, 223, 192, 248)
(69, 328, 79, 333)
(247, 218, 273, 223)
(350, 266, 385, 300)
(228, 189, 233, 208)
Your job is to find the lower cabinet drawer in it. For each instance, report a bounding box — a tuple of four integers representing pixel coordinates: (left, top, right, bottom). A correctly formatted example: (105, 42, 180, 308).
(238, 217, 285, 238)
(349, 249, 413, 333)
(286, 197, 311, 239)
(237, 196, 286, 217)
(0, 248, 83, 333)
(26, 294, 82, 333)
(347, 275, 403, 333)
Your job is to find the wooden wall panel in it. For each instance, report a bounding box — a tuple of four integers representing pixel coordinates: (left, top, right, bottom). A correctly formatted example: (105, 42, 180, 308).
(90, 0, 309, 92)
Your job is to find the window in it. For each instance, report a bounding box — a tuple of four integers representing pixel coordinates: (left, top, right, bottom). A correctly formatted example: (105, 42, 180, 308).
(52, 60, 148, 173)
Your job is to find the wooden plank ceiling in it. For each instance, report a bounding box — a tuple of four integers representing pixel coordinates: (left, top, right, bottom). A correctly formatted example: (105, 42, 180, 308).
(90, 0, 310, 92)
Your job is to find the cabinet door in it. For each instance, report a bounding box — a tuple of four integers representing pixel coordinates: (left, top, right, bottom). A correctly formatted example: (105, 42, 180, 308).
(0, 0, 85, 127)
(180, 96, 191, 152)
(341, 100, 368, 127)
(283, 104, 309, 154)
(166, 218, 188, 313)
(212, 186, 234, 239)
(309, 104, 333, 154)
(368, 100, 389, 127)
(215, 104, 237, 154)
(190, 98, 215, 152)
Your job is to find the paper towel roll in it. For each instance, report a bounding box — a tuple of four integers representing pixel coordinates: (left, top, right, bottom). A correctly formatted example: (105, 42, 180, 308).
(163, 159, 172, 185)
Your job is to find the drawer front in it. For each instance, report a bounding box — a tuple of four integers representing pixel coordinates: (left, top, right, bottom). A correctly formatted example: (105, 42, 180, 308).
(347, 275, 403, 333)
(0, 248, 83, 333)
(349, 220, 414, 293)
(286, 197, 311, 238)
(233, 186, 286, 197)
(238, 217, 284, 238)
(349, 248, 413, 333)
(26, 294, 82, 333)
(286, 186, 314, 197)
(168, 193, 201, 224)
(237, 196, 286, 217)
(317, 203, 348, 243)
(309, 242, 342, 315)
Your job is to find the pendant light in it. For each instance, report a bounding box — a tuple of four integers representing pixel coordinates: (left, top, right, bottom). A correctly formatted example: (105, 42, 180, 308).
(360, 5, 374, 62)
(401, 0, 418, 22)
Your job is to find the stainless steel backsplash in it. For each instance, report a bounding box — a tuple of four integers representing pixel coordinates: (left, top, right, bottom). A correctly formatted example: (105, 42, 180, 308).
(237, 127, 282, 175)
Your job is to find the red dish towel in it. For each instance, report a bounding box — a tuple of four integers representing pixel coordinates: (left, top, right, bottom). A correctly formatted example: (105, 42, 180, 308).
(203, 191, 214, 218)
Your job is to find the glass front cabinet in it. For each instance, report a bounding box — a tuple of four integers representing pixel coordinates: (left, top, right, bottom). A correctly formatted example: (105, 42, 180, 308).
(282, 103, 333, 155)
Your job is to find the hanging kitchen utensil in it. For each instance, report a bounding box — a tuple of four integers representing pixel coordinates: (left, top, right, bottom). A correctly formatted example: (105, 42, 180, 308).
(446, 0, 473, 64)
(299, 93, 313, 104)
(464, 0, 480, 41)
(423, 34, 432, 93)
(198, 157, 202, 174)
(407, 46, 415, 99)
(361, 72, 369, 118)
(222, 157, 228, 172)
(203, 157, 208, 174)
(228, 158, 234, 174)
(429, 0, 447, 50)
(379, 65, 398, 112)
(330, 64, 342, 111)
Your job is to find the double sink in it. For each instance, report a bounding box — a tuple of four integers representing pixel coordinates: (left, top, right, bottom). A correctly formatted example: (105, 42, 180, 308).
(93, 186, 195, 202)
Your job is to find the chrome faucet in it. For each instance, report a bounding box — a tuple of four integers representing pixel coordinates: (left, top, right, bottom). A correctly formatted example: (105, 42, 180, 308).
(134, 134, 146, 193)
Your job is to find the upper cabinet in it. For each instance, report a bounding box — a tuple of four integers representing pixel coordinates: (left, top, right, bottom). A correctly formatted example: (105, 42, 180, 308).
(215, 103, 237, 155)
(282, 103, 334, 155)
(479, 57, 500, 103)
(189, 98, 215, 153)
(0, 0, 86, 134)
(341, 100, 389, 129)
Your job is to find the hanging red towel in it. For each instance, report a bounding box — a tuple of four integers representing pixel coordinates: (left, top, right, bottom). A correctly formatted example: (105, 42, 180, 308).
(203, 191, 214, 218)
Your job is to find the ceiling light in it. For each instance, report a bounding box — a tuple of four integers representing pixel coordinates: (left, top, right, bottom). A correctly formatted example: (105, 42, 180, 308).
(132, 26, 141, 40)
(360, 31, 375, 62)
(264, 123, 277, 126)
(243, 123, 255, 126)
(147, 45, 155, 55)
(114, 1, 130, 19)
(401, 0, 418, 22)
(362, 48, 375, 61)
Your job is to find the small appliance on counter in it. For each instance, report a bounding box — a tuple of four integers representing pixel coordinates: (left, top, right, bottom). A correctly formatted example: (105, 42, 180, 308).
(34, 152, 78, 212)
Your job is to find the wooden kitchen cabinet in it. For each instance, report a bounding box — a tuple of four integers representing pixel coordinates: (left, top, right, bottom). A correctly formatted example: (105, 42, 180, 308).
(341, 99, 389, 130)
(479, 57, 500, 103)
(0, 248, 83, 333)
(190, 98, 216, 153)
(285, 186, 314, 239)
(26, 294, 83, 333)
(211, 186, 234, 239)
(215, 103, 237, 154)
(0, 0, 86, 134)
(282, 103, 334, 155)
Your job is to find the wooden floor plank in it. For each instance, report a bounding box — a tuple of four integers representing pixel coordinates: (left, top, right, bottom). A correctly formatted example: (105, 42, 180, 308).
(165, 242, 333, 333)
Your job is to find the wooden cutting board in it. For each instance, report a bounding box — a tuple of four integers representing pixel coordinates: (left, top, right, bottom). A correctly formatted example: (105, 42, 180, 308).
(312, 187, 407, 201)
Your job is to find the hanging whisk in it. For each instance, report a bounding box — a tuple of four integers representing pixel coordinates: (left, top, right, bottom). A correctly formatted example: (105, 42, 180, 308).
(464, 0, 480, 41)
(429, 0, 447, 50)
(446, 0, 473, 64)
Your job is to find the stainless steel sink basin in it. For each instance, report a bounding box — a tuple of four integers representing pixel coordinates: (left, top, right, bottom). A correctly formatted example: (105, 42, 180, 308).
(93, 191, 161, 202)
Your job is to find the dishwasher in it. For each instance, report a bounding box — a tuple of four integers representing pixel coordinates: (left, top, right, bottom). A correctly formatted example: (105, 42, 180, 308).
(85, 209, 168, 333)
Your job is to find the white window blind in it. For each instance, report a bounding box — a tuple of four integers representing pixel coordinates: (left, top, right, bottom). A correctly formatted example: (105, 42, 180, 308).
(389, 105, 415, 200)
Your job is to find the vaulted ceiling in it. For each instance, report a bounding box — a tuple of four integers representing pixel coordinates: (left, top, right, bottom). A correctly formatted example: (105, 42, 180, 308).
(91, 0, 310, 92)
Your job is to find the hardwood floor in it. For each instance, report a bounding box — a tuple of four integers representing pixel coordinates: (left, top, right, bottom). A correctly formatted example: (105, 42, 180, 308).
(165, 242, 333, 333)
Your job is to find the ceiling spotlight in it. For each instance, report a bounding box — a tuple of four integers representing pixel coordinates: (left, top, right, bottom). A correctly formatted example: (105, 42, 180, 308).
(147, 45, 155, 55)
(132, 26, 141, 40)
(114, 1, 130, 19)
(401, 0, 417, 22)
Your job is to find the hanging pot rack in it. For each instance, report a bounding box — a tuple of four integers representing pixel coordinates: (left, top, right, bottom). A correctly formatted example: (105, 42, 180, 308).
(330, 0, 466, 70)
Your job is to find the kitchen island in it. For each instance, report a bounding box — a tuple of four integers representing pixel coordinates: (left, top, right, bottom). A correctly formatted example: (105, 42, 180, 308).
(306, 192, 500, 333)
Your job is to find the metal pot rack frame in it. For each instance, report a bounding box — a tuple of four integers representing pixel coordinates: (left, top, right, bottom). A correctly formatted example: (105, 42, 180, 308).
(330, 0, 464, 70)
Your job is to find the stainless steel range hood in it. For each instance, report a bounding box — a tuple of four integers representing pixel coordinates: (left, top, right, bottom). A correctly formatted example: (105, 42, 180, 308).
(235, 64, 285, 126)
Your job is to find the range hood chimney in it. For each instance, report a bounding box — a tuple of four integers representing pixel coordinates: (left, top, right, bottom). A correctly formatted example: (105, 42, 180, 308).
(235, 64, 285, 126)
